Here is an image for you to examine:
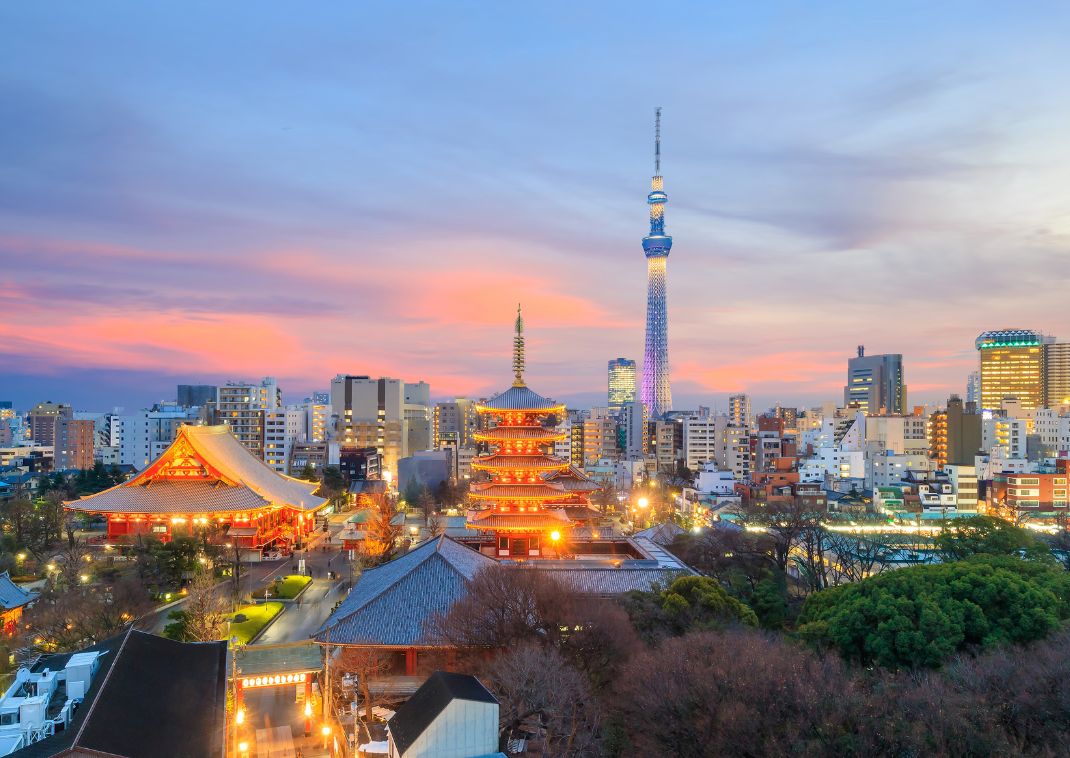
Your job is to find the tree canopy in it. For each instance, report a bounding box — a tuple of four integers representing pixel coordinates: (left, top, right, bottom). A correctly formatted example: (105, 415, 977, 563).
(797, 556, 1070, 668)
(935, 515, 1051, 562)
(621, 575, 757, 643)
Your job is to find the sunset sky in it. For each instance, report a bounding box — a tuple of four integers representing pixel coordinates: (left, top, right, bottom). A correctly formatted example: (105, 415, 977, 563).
(2, 2, 1069, 412)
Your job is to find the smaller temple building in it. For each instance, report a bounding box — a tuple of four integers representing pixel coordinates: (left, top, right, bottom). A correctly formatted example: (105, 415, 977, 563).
(0, 573, 34, 638)
(66, 425, 326, 553)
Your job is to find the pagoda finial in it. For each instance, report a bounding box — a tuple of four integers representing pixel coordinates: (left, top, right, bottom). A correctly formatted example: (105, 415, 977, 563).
(513, 303, 525, 386)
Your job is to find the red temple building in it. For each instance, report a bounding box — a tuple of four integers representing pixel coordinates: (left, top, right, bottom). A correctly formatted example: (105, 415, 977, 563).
(66, 424, 326, 552)
(466, 308, 576, 558)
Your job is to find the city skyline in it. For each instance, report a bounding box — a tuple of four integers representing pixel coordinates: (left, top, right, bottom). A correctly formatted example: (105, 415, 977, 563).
(3, 3, 1070, 411)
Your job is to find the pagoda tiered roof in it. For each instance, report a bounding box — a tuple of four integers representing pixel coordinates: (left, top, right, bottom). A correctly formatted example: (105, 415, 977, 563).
(473, 426, 566, 443)
(471, 454, 569, 473)
(468, 482, 567, 501)
(476, 384, 564, 414)
(67, 425, 326, 515)
(466, 508, 572, 532)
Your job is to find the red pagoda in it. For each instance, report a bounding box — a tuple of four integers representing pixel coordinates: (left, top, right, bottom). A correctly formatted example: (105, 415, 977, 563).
(466, 307, 574, 558)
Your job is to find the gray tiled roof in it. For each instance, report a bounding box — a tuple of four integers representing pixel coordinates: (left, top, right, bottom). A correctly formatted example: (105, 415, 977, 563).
(313, 535, 496, 646)
(525, 566, 690, 595)
(66, 480, 272, 514)
(0, 572, 33, 610)
(477, 385, 563, 412)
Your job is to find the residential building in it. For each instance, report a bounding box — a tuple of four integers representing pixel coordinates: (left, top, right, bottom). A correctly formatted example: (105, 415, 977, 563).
(432, 398, 479, 448)
(54, 418, 95, 470)
(844, 347, 906, 414)
(621, 400, 646, 458)
(946, 395, 983, 466)
(263, 406, 305, 473)
(340, 446, 382, 485)
(966, 370, 981, 407)
(945, 464, 979, 509)
(582, 409, 619, 467)
(213, 377, 281, 459)
(867, 452, 932, 489)
(982, 416, 1028, 459)
(176, 384, 216, 408)
(1035, 408, 1070, 457)
(404, 381, 433, 455)
(1004, 472, 1069, 513)
(331, 375, 407, 475)
(27, 402, 72, 447)
(682, 415, 721, 470)
(608, 358, 637, 414)
(386, 672, 499, 758)
(863, 413, 929, 455)
(118, 405, 201, 469)
(302, 396, 330, 443)
(976, 329, 1050, 411)
(650, 419, 679, 473)
(728, 393, 752, 428)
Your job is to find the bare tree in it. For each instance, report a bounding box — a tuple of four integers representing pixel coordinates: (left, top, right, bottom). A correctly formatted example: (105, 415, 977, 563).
(182, 569, 230, 642)
(332, 646, 393, 737)
(483, 643, 601, 757)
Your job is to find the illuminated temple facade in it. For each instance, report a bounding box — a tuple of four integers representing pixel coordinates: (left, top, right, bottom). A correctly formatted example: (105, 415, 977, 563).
(67, 425, 326, 551)
(466, 308, 576, 558)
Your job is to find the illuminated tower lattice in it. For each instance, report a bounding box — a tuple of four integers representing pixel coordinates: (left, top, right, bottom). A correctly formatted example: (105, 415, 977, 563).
(640, 107, 673, 418)
(466, 306, 573, 558)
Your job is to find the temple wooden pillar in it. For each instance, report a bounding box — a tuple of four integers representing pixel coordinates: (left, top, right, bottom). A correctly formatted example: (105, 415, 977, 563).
(405, 648, 417, 675)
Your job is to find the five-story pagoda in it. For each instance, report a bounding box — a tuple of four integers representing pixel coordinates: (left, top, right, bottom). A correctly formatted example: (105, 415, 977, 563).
(467, 307, 573, 558)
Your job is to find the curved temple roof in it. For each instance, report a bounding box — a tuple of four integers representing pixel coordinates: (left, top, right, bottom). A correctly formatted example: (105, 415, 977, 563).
(68, 425, 326, 514)
(476, 384, 564, 414)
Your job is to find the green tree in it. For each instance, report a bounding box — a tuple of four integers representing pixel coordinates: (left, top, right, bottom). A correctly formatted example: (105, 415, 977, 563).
(297, 462, 317, 482)
(797, 556, 1070, 669)
(936, 515, 1050, 562)
(317, 465, 347, 507)
(621, 575, 757, 643)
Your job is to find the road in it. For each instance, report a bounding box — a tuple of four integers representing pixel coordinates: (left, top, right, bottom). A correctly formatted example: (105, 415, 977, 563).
(136, 521, 360, 641)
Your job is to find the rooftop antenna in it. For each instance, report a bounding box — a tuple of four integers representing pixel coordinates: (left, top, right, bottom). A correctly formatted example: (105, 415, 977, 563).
(654, 106, 662, 175)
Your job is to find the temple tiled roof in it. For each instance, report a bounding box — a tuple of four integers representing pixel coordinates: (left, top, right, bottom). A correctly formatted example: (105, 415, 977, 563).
(0, 572, 33, 610)
(473, 426, 566, 442)
(468, 482, 567, 500)
(68, 425, 325, 514)
(68, 480, 272, 514)
(544, 465, 602, 492)
(465, 509, 572, 531)
(471, 454, 568, 472)
(476, 385, 564, 413)
(523, 566, 691, 595)
(313, 535, 496, 647)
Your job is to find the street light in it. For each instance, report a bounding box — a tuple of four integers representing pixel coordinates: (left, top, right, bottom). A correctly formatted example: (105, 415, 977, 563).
(321, 725, 332, 750)
(304, 700, 313, 736)
(550, 531, 561, 543)
(637, 497, 649, 509)
(238, 741, 249, 757)
(236, 708, 245, 726)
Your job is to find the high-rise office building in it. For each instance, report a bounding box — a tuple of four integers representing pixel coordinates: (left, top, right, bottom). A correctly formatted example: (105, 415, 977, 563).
(331, 375, 429, 474)
(640, 109, 673, 419)
(608, 359, 637, 414)
(728, 394, 751, 428)
(1044, 342, 1070, 408)
(176, 384, 216, 408)
(966, 371, 981, 407)
(976, 329, 1050, 411)
(28, 402, 73, 448)
(844, 347, 906, 414)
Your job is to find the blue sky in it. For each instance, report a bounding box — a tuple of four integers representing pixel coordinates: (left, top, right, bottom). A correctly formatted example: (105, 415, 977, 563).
(2, 2, 1069, 412)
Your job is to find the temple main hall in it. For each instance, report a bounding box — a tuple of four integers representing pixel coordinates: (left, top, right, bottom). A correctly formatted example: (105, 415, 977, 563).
(67, 424, 326, 552)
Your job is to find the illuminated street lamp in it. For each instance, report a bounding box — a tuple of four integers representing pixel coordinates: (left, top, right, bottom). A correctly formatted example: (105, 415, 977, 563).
(550, 530, 561, 543)
(238, 741, 249, 757)
(321, 725, 332, 750)
(236, 708, 245, 726)
(304, 700, 313, 736)
(637, 497, 649, 509)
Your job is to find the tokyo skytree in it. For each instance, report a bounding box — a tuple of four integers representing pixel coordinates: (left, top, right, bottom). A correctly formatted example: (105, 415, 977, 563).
(639, 107, 673, 418)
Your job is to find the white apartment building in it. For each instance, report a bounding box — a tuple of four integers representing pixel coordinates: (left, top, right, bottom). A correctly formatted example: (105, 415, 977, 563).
(264, 407, 306, 473)
(119, 406, 201, 469)
(1034, 409, 1070, 457)
(981, 416, 1028, 459)
(867, 452, 932, 489)
(798, 448, 865, 483)
(214, 377, 281, 459)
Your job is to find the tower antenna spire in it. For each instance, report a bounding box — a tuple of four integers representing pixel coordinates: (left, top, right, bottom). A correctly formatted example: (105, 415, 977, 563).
(513, 303, 525, 386)
(654, 106, 661, 175)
